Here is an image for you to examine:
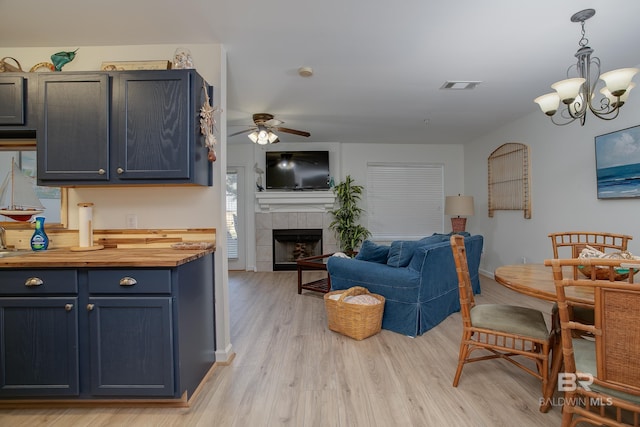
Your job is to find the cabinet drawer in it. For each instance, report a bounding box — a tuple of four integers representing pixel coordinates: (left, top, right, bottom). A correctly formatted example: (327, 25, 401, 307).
(0, 269, 78, 294)
(88, 269, 172, 294)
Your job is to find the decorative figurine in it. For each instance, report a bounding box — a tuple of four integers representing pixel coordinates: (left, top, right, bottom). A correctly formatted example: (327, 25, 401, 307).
(173, 48, 194, 69)
(51, 49, 78, 71)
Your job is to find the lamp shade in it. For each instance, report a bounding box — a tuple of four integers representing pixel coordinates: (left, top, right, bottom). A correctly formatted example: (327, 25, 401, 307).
(534, 93, 560, 115)
(551, 78, 585, 104)
(445, 195, 474, 217)
(445, 195, 474, 233)
(600, 67, 639, 96)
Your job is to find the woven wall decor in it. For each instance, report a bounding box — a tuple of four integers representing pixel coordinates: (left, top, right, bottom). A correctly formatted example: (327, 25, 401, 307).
(488, 142, 531, 219)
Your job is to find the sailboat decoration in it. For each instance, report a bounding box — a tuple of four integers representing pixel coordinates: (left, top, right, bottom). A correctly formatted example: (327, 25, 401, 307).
(0, 158, 44, 222)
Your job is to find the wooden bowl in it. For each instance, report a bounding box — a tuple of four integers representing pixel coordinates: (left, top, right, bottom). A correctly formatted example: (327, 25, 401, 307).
(578, 265, 633, 280)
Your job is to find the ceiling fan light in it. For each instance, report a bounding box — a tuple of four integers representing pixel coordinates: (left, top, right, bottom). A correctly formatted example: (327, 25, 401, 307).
(600, 67, 640, 96)
(248, 131, 259, 143)
(551, 78, 585, 104)
(268, 131, 278, 143)
(534, 93, 560, 116)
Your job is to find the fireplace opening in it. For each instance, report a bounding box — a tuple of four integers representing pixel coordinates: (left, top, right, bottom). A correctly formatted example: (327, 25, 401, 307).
(273, 229, 323, 271)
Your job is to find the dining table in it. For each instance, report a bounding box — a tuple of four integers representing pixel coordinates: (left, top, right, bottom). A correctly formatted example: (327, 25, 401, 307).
(494, 263, 594, 306)
(493, 262, 594, 413)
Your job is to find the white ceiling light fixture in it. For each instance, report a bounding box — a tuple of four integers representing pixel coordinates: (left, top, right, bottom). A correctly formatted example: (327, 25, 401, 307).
(248, 125, 278, 145)
(298, 66, 313, 77)
(534, 9, 639, 126)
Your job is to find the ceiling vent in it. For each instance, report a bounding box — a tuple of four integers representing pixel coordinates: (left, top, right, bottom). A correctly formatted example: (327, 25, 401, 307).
(440, 81, 482, 90)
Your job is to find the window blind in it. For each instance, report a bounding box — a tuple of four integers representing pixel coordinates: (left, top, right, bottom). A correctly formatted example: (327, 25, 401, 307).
(366, 163, 444, 240)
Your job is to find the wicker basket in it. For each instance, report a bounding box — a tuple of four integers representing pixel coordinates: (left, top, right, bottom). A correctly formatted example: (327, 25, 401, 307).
(324, 286, 385, 340)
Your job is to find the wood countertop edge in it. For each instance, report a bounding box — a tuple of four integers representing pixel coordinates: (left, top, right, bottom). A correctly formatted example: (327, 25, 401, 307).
(0, 247, 215, 268)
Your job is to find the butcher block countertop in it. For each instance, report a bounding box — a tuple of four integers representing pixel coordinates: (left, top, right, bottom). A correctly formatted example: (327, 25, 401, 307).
(0, 247, 215, 268)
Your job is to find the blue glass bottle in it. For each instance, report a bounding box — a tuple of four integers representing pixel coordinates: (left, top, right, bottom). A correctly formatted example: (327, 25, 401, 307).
(30, 216, 49, 251)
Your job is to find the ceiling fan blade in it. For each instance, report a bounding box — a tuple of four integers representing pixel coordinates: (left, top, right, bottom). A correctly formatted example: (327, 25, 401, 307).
(228, 128, 256, 137)
(265, 118, 283, 127)
(275, 127, 310, 137)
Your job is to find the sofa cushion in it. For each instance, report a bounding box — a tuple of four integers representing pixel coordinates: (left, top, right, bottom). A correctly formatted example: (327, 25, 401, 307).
(386, 233, 471, 269)
(387, 240, 420, 267)
(355, 240, 390, 263)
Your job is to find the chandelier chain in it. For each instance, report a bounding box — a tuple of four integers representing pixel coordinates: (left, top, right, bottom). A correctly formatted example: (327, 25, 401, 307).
(578, 21, 589, 48)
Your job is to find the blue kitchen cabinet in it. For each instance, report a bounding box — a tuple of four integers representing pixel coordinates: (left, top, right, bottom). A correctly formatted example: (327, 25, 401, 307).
(0, 269, 80, 397)
(86, 268, 175, 396)
(37, 70, 212, 186)
(37, 73, 110, 182)
(0, 73, 38, 131)
(0, 253, 215, 401)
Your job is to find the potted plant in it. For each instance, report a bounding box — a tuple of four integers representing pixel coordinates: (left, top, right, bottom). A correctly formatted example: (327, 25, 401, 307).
(329, 175, 371, 254)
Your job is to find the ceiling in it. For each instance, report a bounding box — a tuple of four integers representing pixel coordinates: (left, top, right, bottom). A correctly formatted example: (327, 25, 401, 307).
(2, 0, 640, 145)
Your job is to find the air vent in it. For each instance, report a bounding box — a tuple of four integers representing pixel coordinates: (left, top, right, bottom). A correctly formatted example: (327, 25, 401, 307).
(440, 81, 482, 90)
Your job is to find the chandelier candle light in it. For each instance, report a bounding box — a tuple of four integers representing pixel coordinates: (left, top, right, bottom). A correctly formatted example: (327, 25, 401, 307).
(534, 9, 638, 126)
(445, 195, 474, 233)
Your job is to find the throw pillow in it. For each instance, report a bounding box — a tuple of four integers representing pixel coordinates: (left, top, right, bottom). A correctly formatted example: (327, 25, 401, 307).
(355, 240, 390, 263)
(386, 240, 419, 268)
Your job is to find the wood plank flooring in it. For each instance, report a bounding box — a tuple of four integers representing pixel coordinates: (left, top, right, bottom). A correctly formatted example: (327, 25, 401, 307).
(0, 271, 583, 426)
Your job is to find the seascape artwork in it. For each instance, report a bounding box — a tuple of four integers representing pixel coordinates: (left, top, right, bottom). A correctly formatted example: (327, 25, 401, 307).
(595, 124, 640, 199)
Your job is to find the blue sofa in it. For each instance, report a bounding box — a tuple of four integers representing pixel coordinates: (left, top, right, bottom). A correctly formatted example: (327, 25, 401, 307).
(327, 234, 484, 337)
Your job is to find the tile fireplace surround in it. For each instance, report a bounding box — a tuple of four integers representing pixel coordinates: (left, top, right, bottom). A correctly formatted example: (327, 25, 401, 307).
(255, 191, 338, 272)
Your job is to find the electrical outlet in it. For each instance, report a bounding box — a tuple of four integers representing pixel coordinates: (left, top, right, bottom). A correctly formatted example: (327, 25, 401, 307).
(126, 214, 138, 229)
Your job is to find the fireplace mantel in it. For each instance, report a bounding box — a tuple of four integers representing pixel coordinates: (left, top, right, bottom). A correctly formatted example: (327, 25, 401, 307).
(255, 191, 336, 212)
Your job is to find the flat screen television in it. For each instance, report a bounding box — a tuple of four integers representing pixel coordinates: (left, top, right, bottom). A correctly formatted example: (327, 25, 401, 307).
(265, 151, 330, 190)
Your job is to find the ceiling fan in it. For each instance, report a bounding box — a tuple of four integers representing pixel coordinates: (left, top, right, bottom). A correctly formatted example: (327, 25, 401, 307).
(229, 113, 310, 144)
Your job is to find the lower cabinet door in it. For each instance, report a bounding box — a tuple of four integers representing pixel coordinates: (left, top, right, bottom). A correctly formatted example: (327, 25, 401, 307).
(0, 297, 79, 396)
(87, 297, 175, 396)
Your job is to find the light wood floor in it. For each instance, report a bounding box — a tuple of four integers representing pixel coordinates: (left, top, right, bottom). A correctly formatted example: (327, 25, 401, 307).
(0, 271, 582, 426)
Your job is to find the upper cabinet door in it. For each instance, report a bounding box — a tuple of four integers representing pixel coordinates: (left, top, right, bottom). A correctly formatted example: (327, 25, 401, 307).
(37, 73, 110, 182)
(114, 71, 191, 181)
(0, 75, 25, 126)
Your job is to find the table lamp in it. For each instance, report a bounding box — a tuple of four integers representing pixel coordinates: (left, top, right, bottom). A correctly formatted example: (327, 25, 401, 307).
(445, 195, 474, 233)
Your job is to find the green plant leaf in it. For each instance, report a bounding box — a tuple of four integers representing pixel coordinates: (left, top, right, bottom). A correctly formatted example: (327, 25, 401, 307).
(328, 175, 371, 252)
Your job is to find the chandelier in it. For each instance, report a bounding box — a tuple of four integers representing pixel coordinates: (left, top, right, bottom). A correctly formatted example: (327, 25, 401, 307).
(534, 9, 638, 126)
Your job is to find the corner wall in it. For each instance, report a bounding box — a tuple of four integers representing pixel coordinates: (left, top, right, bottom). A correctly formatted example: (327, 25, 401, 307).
(464, 93, 640, 276)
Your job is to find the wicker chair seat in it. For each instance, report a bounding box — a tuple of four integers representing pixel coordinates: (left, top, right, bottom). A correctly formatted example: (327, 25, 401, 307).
(471, 304, 550, 340)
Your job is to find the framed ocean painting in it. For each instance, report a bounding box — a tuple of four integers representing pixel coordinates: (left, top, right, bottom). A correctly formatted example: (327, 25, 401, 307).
(595, 124, 640, 199)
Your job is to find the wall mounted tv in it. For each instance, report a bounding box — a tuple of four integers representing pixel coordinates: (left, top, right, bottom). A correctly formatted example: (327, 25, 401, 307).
(265, 151, 330, 190)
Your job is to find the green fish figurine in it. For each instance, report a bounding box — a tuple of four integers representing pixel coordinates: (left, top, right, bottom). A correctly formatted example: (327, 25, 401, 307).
(51, 48, 78, 71)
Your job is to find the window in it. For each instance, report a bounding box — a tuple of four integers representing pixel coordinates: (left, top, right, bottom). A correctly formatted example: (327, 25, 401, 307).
(0, 140, 67, 228)
(366, 163, 444, 240)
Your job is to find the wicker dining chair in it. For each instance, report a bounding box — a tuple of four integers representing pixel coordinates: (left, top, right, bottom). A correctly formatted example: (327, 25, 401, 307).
(547, 257, 640, 427)
(548, 231, 633, 279)
(450, 235, 556, 412)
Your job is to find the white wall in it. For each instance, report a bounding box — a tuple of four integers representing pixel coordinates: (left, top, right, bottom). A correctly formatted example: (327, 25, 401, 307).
(228, 141, 465, 271)
(465, 93, 640, 276)
(2, 43, 233, 362)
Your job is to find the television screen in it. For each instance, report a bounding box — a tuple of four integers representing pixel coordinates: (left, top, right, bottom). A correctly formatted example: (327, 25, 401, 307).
(265, 151, 330, 190)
